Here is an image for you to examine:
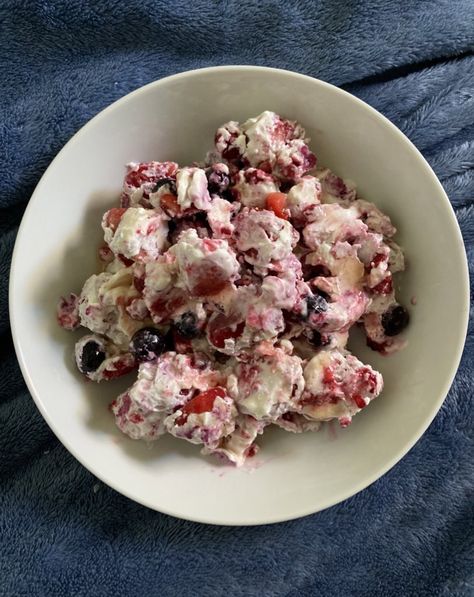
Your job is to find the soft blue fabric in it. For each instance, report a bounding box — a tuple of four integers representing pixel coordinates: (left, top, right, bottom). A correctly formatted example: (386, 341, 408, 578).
(1, 1, 473, 595)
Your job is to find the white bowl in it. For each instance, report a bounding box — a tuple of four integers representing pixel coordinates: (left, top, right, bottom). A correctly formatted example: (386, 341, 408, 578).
(10, 66, 469, 525)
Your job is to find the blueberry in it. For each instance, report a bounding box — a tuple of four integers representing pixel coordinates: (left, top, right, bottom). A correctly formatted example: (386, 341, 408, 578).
(130, 327, 167, 362)
(80, 341, 106, 373)
(206, 169, 230, 195)
(152, 177, 176, 195)
(174, 311, 200, 339)
(381, 305, 410, 336)
(306, 293, 328, 315)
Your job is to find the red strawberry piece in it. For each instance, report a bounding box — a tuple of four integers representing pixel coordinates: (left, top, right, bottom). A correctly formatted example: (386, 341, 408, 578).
(106, 207, 127, 231)
(102, 356, 136, 380)
(183, 387, 226, 415)
(266, 192, 289, 220)
(371, 253, 386, 267)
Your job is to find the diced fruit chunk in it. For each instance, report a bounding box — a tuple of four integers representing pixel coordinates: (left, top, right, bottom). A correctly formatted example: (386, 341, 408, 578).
(106, 207, 127, 231)
(182, 387, 226, 416)
(266, 192, 289, 220)
(160, 193, 180, 216)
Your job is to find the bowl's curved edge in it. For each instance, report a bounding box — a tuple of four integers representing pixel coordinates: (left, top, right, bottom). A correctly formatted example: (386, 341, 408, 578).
(8, 65, 470, 526)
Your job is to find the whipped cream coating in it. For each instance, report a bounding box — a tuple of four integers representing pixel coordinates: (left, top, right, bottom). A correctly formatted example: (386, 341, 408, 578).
(227, 347, 304, 422)
(103, 207, 168, 262)
(58, 111, 409, 466)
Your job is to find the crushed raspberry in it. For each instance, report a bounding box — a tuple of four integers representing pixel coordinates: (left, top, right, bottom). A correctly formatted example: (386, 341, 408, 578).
(273, 118, 297, 141)
(353, 394, 367, 409)
(244, 168, 271, 185)
(209, 317, 245, 348)
(371, 276, 393, 294)
(222, 146, 243, 162)
(258, 160, 272, 173)
(125, 164, 152, 189)
(103, 358, 136, 380)
(300, 145, 317, 171)
(133, 276, 145, 293)
(323, 367, 335, 385)
(124, 162, 178, 197)
(366, 338, 388, 354)
(118, 254, 134, 267)
(57, 294, 80, 330)
(117, 393, 131, 417)
(371, 253, 386, 267)
(357, 368, 379, 393)
(245, 444, 258, 458)
(339, 416, 352, 428)
(129, 412, 144, 424)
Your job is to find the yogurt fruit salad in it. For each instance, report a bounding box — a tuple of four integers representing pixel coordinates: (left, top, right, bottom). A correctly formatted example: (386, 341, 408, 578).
(57, 111, 409, 466)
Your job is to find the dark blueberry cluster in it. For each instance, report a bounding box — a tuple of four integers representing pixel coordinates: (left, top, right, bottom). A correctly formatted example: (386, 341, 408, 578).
(130, 327, 167, 362)
(79, 341, 106, 373)
(152, 177, 177, 195)
(381, 305, 409, 336)
(174, 311, 200, 339)
(306, 292, 329, 315)
(206, 168, 231, 196)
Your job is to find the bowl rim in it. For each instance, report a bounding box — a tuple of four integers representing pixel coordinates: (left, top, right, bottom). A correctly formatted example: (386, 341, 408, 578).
(9, 65, 470, 525)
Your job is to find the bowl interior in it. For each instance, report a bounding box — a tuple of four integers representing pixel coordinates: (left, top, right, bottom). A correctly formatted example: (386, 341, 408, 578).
(10, 67, 469, 525)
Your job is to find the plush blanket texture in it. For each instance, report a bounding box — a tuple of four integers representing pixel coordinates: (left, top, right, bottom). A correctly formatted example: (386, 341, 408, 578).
(1, 1, 473, 595)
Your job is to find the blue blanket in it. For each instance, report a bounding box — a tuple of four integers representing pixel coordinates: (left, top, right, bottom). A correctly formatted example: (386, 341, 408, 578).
(1, 1, 473, 595)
